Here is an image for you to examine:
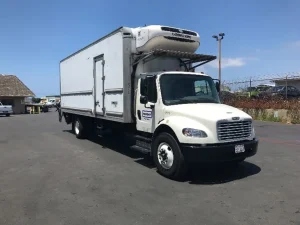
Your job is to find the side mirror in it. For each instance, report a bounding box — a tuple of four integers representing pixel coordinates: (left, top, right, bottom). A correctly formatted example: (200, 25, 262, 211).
(140, 95, 148, 104)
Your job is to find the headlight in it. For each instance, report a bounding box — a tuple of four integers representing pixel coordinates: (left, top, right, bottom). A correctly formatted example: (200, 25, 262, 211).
(182, 128, 207, 138)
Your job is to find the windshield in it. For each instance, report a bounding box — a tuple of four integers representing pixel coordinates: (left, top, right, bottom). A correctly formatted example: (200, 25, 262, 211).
(159, 74, 220, 106)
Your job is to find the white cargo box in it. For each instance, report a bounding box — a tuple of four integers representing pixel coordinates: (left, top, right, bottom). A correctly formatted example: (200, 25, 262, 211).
(60, 25, 215, 124)
(60, 27, 133, 123)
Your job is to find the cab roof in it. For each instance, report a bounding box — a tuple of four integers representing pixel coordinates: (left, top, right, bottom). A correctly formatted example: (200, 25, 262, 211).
(140, 71, 209, 77)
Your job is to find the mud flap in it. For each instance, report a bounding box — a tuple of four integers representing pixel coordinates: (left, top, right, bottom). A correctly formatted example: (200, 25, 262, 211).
(58, 108, 62, 122)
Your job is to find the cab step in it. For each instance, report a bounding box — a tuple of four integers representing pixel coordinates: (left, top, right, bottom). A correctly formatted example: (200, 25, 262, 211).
(130, 136, 152, 155)
(133, 135, 152, 143)
(130, 145, 151, 154)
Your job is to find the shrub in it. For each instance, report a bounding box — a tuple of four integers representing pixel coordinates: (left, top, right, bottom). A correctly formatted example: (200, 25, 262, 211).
(222, 95, 300, 110)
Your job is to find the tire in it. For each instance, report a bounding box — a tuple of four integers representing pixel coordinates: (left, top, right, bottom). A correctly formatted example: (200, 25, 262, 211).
(6, 114, 10, 117)
(227, 157, 246, 167)
(152, 132, 187, 180)
(72, 117, 85, 139)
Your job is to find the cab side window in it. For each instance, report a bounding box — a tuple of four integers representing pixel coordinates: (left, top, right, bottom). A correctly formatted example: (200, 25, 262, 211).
(147, 76, 157, 103)
(140, 76, 157, 103)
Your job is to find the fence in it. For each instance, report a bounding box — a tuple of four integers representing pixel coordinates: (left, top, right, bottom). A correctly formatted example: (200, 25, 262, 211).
(222, 72, 300, 99)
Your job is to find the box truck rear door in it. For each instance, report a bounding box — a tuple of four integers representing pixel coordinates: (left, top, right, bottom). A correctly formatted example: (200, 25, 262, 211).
(94, 56, 105, 116)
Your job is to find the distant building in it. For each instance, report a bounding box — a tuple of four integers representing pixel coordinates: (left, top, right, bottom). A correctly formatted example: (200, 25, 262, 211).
(46, 95, 60, 102)
(39, 95, 60, 104)
(0, 74, 35, 113)
(273, 76, 300, 90)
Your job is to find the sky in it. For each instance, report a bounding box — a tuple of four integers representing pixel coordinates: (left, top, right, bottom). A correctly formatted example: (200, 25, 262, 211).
(0, 0, 300, 96)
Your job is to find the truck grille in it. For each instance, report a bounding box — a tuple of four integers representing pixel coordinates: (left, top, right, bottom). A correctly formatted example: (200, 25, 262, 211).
(217, 120, 252, 141)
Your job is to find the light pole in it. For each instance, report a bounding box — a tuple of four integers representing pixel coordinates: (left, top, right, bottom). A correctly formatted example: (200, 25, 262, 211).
(212, 33, 225, 91)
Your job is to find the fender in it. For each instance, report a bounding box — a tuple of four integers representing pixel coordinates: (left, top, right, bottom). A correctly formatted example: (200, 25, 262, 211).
(154, 115, 216, 144)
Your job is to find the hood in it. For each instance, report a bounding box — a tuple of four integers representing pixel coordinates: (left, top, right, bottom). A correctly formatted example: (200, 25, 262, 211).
(165, 103, 251, 122)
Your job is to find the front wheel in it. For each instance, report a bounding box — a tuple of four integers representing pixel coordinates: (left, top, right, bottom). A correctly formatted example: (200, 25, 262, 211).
(6, 114, 10, 117)
(152, 132, 187, 180)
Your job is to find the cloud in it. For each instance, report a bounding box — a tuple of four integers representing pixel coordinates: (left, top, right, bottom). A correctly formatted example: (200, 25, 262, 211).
(255, 48, 273, 53)
(253, 40, 300, 55)
(289, 40, 300, 48)
(284, 40, 300, 50)
(208, 57, 256, 69)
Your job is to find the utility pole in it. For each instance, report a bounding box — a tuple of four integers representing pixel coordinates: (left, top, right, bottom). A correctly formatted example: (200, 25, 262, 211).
(212, 33, 225, 91)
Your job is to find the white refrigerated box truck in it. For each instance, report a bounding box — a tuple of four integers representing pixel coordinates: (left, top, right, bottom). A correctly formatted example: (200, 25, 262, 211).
(59, 25, 258, 179)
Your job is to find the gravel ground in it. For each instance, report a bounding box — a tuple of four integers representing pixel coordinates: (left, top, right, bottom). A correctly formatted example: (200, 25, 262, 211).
(0, 111, 300, 225)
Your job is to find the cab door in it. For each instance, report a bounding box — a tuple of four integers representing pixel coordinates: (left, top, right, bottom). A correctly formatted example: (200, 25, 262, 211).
(136, 76, 158, 133)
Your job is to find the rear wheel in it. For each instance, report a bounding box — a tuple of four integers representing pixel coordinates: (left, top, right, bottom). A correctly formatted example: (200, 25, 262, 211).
(72, 117, 85, 139)
(152, 132, 187, 180)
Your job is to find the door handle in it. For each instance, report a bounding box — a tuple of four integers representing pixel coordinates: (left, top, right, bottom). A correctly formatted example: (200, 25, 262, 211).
(95, 101, 99, 106)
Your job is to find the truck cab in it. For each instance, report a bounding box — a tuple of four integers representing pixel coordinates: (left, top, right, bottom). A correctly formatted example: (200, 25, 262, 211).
(133, 71, 258, 179)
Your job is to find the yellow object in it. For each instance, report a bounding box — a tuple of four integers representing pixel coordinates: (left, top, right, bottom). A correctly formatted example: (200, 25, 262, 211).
(27, 105, 41, 114)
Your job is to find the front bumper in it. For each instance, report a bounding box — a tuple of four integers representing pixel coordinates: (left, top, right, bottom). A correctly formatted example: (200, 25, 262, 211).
(0, 111, 13, 114)
(181, 139, 258, 163)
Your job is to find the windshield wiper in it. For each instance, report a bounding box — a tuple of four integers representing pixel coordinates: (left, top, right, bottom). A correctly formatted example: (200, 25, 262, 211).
(165, 98, 219, 105)
(179, 98, 218, 104)
(178, 98, 197, 104)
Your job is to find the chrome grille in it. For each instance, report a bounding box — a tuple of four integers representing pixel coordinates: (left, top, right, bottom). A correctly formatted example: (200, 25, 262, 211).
(217, 120, 252, 141)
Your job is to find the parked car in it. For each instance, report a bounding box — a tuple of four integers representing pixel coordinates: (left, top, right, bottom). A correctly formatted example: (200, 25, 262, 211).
(238, 85, 273, 98)
(49, 100, 56, 107)
(258, 85, 300, 99)
(43, 99, 56, 108)
(0, 101, 13, 116)
(256, 84, 274, 92)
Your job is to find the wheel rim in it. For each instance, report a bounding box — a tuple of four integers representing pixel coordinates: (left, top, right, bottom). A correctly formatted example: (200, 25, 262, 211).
(157, 142, 174, 169)
(75, 120, 80, 135)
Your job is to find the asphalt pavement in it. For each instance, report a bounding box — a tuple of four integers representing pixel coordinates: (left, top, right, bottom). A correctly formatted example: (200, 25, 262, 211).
(0, 111, 299, 225)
